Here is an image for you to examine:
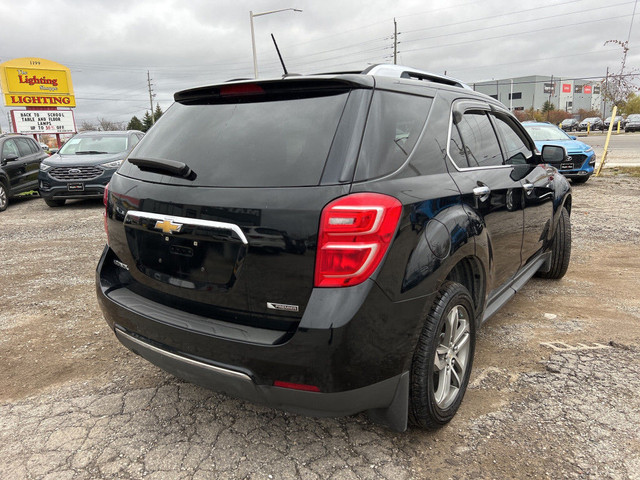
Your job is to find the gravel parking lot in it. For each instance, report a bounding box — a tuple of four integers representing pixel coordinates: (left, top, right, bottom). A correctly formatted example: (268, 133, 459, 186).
(1, 170, 639, 479)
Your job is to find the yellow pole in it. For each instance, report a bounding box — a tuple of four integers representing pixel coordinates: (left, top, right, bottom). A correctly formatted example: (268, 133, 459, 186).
(587, 123, 590, 135)
(617, 121, 621, 134)
(595, 106, 617, 176)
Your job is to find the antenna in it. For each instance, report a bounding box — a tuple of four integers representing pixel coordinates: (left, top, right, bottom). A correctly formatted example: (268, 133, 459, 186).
(270, 34, 288, 76)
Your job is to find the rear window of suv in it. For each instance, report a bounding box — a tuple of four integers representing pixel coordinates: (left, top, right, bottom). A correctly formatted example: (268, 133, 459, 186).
(123, 91, 350, 187)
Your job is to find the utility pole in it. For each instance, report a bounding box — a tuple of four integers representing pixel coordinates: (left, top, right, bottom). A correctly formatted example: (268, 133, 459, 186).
(147, 71, 155, 126)
(603, 66, 609, 118)
(393, 18, 398, 65)
(547, 74, 554, 120)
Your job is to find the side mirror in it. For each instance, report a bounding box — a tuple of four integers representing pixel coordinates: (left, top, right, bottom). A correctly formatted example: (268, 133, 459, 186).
(4, 154, 19, 162)
(570, 136, 577, 140)
(541, 144, 567, 164)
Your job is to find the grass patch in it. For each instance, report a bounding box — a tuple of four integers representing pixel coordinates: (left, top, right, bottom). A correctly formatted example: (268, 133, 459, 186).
(603, 167, 640, 178)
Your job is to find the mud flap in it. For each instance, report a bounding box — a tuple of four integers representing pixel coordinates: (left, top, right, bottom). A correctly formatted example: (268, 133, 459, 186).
(366, 371, 409, 432)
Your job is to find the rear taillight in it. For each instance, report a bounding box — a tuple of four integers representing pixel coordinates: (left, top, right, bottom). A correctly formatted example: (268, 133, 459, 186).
(314, 193, 402, 288)
(103, 183, 109, 245)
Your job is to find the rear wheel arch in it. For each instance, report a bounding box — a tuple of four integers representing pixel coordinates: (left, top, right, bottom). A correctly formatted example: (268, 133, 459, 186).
(443, 256, 485, 325)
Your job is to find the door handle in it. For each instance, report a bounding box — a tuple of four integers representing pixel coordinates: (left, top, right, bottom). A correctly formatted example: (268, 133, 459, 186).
(473, 186, 491, 197)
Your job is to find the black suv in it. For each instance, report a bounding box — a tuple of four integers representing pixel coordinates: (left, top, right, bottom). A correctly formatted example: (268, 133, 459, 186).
(39, 130, 144, 207)
(0, 133, 48, 212)
(97, 65, 572, 431)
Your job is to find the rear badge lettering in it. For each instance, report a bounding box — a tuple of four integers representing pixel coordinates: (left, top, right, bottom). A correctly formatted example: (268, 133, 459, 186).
(267, 302, 299, 312)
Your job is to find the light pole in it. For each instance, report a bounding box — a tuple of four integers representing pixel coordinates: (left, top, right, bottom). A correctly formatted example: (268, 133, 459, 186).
(250, 8, 302, 79)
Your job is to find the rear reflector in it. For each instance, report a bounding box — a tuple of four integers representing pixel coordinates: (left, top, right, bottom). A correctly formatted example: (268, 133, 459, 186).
(315, 193, 402, 288)
(273, 381, 321, 392)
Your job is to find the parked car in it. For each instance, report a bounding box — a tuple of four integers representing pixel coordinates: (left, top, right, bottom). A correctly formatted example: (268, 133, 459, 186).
(97, 64, 572, 431)
(523, 121, 595, 184)
(624, 114, 640, 132)
(577, 117, 603, 131)
(604, 115, 625, 131)
(560, 118, 579, 131)
(38, 130, 144, 207)
(0, 133, 48, 212)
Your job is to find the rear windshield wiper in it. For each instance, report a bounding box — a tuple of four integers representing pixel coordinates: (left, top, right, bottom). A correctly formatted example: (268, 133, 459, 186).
(128, 157, 196, 180)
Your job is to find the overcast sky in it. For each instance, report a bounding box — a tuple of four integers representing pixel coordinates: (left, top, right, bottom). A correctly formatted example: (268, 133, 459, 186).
(1, 0, 638, 132)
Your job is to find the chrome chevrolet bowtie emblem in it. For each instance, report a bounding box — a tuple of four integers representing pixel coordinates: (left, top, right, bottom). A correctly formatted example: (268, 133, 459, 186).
(154, 219, 183, 234)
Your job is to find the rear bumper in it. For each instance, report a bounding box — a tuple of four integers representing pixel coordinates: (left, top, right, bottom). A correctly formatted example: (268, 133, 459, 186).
(96, 245, 429, 430)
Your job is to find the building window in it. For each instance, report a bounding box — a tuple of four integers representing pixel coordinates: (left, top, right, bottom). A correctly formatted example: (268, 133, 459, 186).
(508, 92, 522, 100)
(489, 94, 498, 99)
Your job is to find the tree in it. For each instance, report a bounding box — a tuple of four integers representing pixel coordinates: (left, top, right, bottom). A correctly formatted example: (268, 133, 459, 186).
(602, 40, 640, 110)
(142, 111, 154, 132)
(97, 117, 124, 131)
(79, 120, 97, 131)
(153, 104, 163, 122)
(624, 93, 640, 115)
(542, 101, 555, 113)
(127, 115, 144, 131)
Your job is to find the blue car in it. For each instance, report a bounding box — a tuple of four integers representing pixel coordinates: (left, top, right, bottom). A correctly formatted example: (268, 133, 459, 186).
(522, 122, 596, 184)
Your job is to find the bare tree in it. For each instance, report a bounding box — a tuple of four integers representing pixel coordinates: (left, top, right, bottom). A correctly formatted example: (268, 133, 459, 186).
(79, 120, 98, 132)
(97, 117, 125, 131)
(602, 39, 639, 108)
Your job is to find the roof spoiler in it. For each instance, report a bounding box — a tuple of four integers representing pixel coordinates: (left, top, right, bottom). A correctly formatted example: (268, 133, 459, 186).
(361, 64, 473, 90)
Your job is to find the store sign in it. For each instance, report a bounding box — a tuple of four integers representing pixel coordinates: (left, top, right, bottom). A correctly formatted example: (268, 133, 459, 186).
(562, 83, 571, 93)
(584, 85, 592, 94)
(11, 109, 76, 134)
(0, 58, 75, 107)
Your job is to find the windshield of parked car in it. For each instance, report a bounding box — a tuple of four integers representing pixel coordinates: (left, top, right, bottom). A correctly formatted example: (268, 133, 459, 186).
(561, 119, 574, 124)
(523, 124, 570, 141)
(59, 135, 129, 155)
(582, 117, 599, 123)
(627, 114, 640, 121)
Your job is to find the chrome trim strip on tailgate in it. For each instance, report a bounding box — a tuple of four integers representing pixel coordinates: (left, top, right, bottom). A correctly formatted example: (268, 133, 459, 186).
(125, 210, 249, 245)
(115, 328, 253, 382)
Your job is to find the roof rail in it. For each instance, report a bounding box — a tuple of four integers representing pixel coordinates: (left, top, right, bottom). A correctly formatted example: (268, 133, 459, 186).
(361, 64, 473, 90)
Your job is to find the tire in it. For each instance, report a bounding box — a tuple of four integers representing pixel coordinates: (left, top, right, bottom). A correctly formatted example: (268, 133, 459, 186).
(409, 282, 476, 429)
(536, 207, 571, 279)
(44, 198, 66, 207)
(0, 180, 8, 212)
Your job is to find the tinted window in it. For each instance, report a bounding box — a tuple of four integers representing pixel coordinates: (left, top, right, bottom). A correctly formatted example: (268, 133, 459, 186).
(449, 124, 469, 168)
(455, 111, 502, 168)
(127, 93, 349, 187)
(355, 91, 431, 181)
(16, 138, 35, 156)
(2, 139, 19, 159)
(491, 114, 531, 165)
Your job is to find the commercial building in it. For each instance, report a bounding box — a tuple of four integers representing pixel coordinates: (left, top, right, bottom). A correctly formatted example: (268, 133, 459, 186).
(472, 76, 603, 115)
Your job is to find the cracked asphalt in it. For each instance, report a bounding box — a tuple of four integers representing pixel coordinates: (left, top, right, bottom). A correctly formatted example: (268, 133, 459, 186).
(1, 170, 639, 479)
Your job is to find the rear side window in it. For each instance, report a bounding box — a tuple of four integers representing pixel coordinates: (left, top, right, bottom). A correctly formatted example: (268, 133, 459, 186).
(125, 93, 349, 187)
(16, 138, 36, 156)
(454, 111, 502, 168)
(354, 91, 431, 181)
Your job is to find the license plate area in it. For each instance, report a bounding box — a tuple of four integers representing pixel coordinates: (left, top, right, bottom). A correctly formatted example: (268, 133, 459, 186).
(123, 211, 247, 290)
(68, 182, 84, 191)
(560, 162, 574, 170)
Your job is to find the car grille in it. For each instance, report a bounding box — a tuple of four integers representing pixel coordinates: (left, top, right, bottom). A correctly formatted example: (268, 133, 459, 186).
(49, 166, 104, 181)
